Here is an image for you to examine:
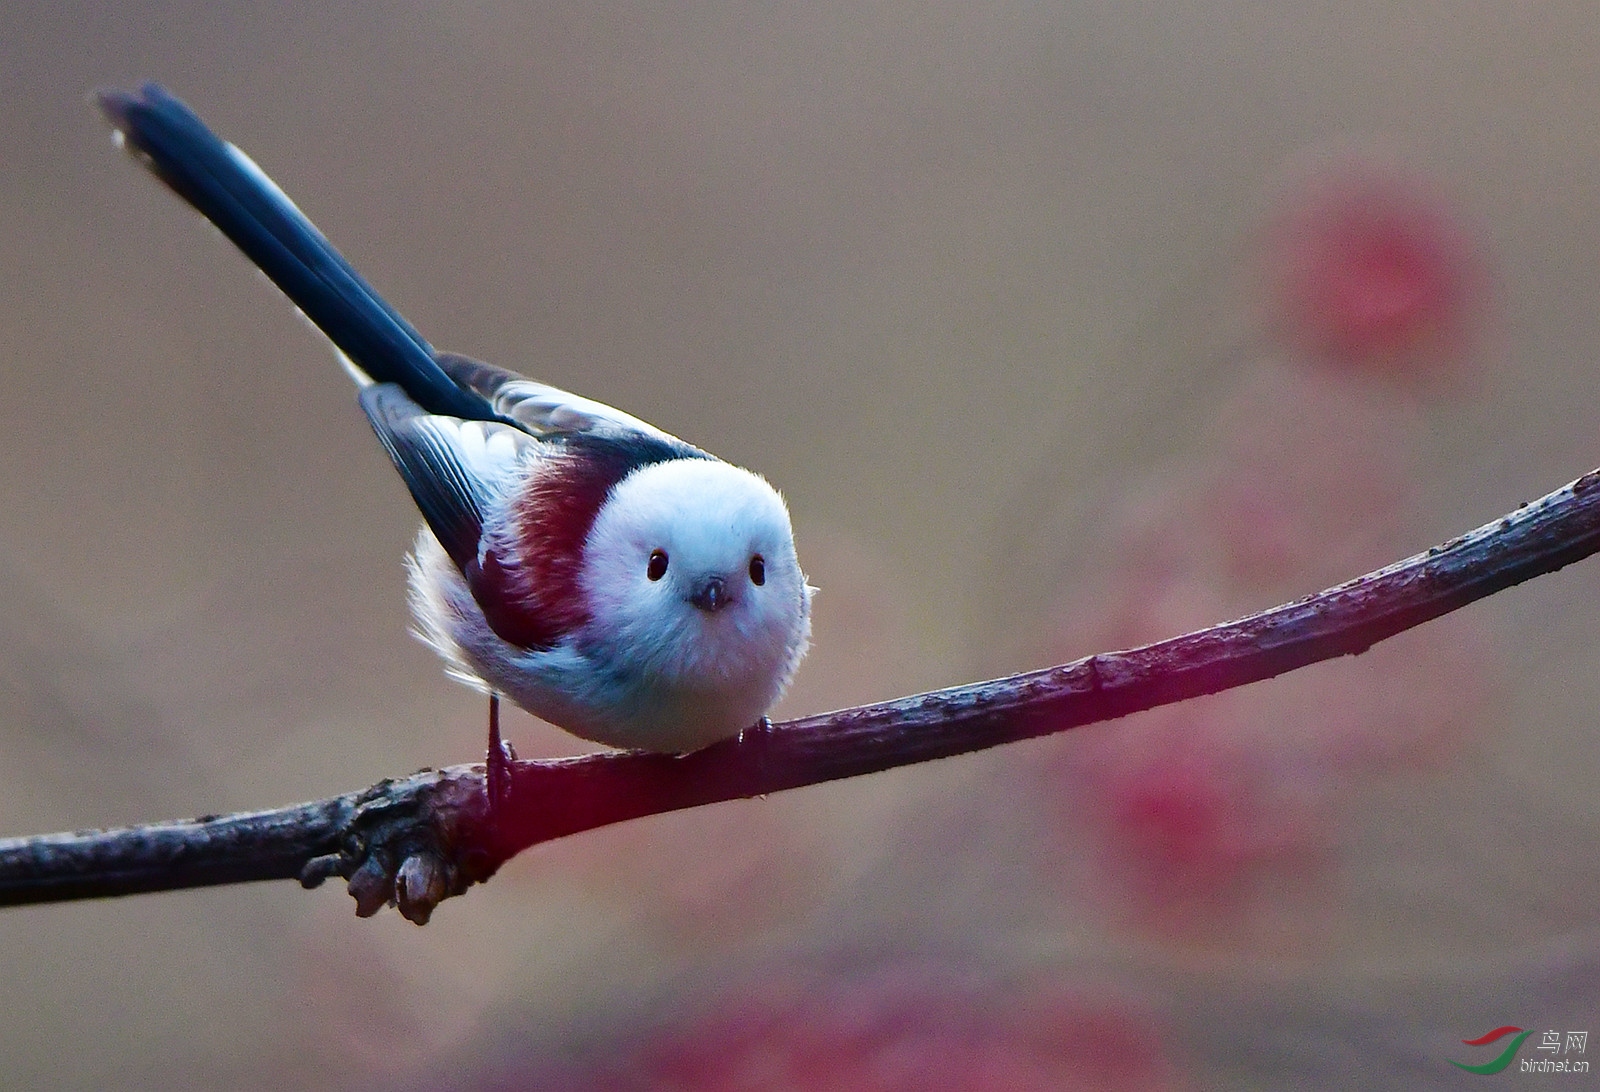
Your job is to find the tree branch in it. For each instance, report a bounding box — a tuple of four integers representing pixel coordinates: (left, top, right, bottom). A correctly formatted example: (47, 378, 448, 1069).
(5, 466, 1600, 923)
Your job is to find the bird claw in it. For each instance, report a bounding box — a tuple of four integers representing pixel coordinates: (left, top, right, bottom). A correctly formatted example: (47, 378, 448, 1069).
(738, 716, 774, 793)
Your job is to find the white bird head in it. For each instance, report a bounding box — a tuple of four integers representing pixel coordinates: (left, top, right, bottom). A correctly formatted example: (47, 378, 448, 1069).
(578, 458, 812, 692)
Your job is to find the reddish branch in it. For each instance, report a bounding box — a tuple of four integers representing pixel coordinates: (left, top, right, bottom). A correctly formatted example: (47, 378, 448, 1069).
(4, 466, 1600, 923)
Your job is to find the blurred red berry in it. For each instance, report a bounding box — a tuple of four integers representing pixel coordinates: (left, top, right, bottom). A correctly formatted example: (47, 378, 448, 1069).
(1045, 701, 1337, 951)
(1262, 158, 1483, 383)
(633, 971, 1188, 1092)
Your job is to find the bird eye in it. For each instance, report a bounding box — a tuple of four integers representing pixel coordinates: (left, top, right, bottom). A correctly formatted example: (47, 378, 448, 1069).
(748, 554, 766, 586)
(647, 549, 669, 581)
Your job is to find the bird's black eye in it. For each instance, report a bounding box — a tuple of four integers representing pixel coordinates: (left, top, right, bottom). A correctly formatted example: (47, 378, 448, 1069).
(748, 554, 766, 586)
(647, 549, 669, 581)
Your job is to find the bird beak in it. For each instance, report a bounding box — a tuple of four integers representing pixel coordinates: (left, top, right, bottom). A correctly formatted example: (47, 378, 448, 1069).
(689, 576, 731, 613)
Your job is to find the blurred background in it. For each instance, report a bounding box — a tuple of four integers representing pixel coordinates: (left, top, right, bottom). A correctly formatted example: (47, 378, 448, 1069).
(4, 2, 1600, 1088)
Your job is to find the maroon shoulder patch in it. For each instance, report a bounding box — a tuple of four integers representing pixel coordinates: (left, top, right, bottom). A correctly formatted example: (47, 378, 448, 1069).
(463, 444, 642, 650)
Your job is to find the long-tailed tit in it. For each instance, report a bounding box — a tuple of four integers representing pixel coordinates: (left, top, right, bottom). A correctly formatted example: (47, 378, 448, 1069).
(97, 85, 812, 776)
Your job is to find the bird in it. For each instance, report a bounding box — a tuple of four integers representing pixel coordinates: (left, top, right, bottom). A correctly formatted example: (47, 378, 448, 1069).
(96, 84, 812, 788)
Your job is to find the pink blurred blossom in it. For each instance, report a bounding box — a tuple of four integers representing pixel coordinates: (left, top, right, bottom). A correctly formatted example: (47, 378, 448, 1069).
(1260, 155, 1485, 387)
(629, 970, 1189, 1092)
(1045, 697, 1339, 951)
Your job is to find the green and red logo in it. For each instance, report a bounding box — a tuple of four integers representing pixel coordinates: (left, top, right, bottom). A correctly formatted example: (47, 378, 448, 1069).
(1451, 1026, 1532, 1074)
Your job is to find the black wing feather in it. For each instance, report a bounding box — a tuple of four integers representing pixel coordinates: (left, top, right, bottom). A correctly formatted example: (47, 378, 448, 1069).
(358, 384, 490, 570)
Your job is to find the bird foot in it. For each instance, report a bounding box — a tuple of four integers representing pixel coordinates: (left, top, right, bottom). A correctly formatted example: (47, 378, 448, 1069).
(486, 693, 516, 812)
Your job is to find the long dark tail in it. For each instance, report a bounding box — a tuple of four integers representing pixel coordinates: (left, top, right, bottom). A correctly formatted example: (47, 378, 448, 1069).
(96, 83, 491, 422)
